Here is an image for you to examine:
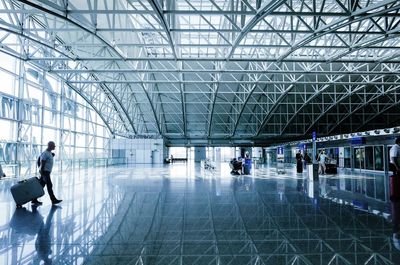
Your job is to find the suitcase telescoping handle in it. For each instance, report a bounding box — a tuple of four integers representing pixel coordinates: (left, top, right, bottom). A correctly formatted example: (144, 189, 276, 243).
(17, 156, 41, 183)
(17, 161, 28, 183)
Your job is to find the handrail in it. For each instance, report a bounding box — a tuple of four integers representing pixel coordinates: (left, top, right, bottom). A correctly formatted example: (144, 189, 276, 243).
(0, 157, 128, 179)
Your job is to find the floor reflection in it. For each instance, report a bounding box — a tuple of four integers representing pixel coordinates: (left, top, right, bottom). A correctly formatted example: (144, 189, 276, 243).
(392, 201, 400, 251)
(9, 206, 44, 243)
(9, 205, 60, 265)
(0, 163, 399, 264)
(35, 205, 60, 264)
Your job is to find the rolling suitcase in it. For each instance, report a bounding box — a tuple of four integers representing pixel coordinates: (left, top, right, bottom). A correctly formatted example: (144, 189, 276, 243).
(390, 175, 400, 201)
(10, 177, 44, 208)
(325, 164, 337, 174)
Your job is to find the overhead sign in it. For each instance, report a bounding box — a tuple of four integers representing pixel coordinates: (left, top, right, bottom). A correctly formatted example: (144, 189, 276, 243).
(277, 147, 284, 155)
(351, 137, 365, 145)
(298, 144, 307, 150)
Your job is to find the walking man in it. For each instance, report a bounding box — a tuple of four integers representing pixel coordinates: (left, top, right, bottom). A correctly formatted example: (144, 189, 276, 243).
(32, 141, 62, 205)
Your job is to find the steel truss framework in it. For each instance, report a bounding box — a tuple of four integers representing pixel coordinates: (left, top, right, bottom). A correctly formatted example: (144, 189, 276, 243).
(1, 0, 400, 145)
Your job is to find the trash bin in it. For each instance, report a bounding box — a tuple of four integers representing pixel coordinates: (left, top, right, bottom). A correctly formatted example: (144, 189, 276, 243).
(308, 163, 319, 181)
(243, 164, 250, 175)
(243, 158, 252, 175)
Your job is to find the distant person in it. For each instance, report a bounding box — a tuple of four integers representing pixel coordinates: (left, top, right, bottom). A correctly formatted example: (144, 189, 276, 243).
(304, 152, 312, 164)
(0, 163, 5, 179)
(230, 158, 242, 175)
(170, 154, 174, 164)
(32, 141, 62, 205)
(295, 150, 303, 173)
(318, 150, 327, 175)
(390, 137, 400, 176)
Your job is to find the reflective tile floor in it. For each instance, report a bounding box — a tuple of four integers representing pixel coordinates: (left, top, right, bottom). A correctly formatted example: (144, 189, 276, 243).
(1, 163, 400, 265)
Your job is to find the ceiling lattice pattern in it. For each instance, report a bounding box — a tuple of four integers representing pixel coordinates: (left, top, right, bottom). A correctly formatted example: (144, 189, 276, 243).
(1, 0, 400, 145)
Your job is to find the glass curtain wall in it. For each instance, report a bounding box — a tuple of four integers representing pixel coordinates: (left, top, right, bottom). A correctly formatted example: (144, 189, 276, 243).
(0, 53, 111, 177)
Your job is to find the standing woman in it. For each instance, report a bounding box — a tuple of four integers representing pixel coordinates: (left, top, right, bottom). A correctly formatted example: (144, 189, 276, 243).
(296, 150, 303, 173)
(318, 150, 327, 175)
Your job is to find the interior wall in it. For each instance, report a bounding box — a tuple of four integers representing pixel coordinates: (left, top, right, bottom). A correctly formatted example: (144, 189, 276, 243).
(194, 147, 206, 162)
(110, 138, 164, 164)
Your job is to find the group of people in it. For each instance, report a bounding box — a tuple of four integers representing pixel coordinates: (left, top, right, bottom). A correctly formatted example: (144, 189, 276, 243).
(0, 137, 400, 205)
(295, 151, 310, 173)
(293, 137, 400, 177)
(295, 149, 329, 175)
(229, 158, 243, 175)
(230, 152, 252, 175)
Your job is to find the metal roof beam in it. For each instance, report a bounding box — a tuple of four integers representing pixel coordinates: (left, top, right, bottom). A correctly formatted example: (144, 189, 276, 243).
(18, 0, 161, 135)
(25, 57, 400, 63)
(8, 8, 399, 17)
(206, 62, 225, 137)
(227, 0, 287, 60)
(277, 0, 400, 62)
(49, 68, 400, 75)
(146, 0, 177, 60)
(327, 84, 400, 134)
(66, 80, 400, 85)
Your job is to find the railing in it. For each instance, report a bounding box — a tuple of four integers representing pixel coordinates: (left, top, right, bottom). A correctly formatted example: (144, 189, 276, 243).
(0, 157, 128, 179)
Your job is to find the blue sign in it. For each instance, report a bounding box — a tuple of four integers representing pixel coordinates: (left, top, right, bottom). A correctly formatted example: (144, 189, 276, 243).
(351, 137, 365, 145)
(277, 147, 284, 155)
(312, 131, 317, 141)
(297, 144, 307, 151)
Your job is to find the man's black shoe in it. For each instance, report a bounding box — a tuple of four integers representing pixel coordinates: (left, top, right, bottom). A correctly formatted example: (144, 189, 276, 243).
(52, 199, 62, 205)
(31, 199, 43, 205)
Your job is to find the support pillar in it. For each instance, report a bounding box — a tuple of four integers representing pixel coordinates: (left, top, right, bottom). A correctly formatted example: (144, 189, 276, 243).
(194, 147, 206, 162)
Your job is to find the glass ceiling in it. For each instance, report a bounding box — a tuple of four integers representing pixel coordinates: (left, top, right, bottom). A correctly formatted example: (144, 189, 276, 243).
(0, 0, 400, 145)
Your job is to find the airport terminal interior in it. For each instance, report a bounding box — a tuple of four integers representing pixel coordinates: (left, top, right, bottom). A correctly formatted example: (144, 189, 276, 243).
(2, 0, 400, 264)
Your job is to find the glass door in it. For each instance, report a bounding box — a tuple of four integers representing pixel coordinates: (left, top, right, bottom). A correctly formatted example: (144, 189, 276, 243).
(344, 147, 351, 168)
(374, 146, 384, 171)
(354, 147, 365, 170)
(365, 146, 374, 170)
